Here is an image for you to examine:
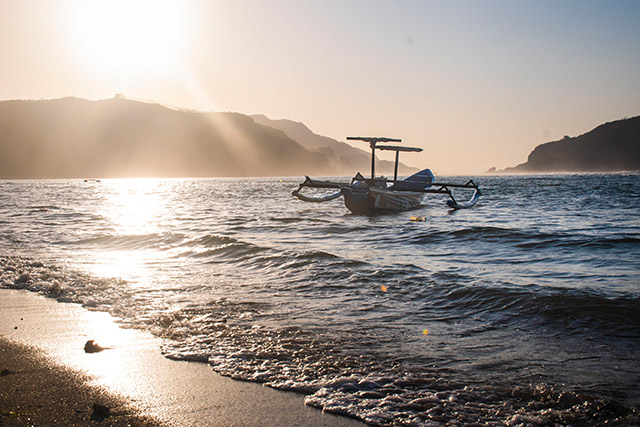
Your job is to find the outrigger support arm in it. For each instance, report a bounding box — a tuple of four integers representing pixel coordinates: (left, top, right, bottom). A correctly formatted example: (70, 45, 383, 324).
(295, 176, 345, 189)
(291, 176, 346, 203)
(426, 180, 482, 209)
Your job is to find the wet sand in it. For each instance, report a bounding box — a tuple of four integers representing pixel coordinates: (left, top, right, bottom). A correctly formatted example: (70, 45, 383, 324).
(0, 337, 167, 426)
(0, 289, 363, 426)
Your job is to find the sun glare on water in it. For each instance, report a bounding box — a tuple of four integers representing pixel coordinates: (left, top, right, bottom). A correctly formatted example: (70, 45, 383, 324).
(73, 0, 185, 75)
(88, 179, 168, 284)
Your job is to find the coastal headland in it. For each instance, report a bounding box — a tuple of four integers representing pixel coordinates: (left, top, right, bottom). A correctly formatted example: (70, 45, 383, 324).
(491, 116, 640, 173)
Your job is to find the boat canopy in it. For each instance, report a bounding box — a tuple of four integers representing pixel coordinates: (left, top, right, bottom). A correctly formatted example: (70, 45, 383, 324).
(346, 136, 423, 181)
(376, 145, 423, 153)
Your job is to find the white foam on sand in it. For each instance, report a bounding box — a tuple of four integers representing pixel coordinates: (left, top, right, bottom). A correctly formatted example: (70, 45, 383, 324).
(0, 288, 362, 426)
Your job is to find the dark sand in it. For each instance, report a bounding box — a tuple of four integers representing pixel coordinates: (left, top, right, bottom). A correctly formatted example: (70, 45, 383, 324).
(0, 289, 363, 426)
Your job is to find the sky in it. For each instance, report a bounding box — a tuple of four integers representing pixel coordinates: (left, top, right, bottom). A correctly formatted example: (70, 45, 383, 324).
(1, 0, 639, 174)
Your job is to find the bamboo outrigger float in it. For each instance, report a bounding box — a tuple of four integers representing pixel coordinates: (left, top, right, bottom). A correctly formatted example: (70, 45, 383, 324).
(292, 137, 481, 214)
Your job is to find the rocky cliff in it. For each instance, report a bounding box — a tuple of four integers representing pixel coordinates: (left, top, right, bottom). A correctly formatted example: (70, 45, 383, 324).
(503, 116, 640, 173)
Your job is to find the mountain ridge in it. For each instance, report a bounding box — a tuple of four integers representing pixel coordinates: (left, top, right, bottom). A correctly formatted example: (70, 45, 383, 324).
(251, 114, 418, 176)
(0, 97, 329, 178)
(0, 97, 419, 179)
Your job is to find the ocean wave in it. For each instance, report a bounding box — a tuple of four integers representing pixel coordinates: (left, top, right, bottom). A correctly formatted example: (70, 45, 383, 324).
(424, 282, 640, 336)
(3, 254, 639, 426)
(177, 235, 270, 263)
(409, 226, 551, 246)
(5, 253, 637, 339)
(181, 234, 238, 248)
(72, 232, 187, 250)
(516, 234, 640, 250)
(0, 255, 128, 308)
(267, 216, 332, 224)
(304, 377, 639, 426)
(28, 205, 61, 213)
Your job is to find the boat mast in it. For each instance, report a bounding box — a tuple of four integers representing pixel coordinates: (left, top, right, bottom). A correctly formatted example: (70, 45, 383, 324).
(371, 141, 377, 179)
(394, 151, 400, 184)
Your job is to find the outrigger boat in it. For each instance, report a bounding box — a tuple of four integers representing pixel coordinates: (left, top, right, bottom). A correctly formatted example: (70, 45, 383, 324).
(292, 137, 481, 214)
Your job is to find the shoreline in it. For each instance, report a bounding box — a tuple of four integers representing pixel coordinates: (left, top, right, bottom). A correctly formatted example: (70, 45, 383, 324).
(0, 288, 362, 426)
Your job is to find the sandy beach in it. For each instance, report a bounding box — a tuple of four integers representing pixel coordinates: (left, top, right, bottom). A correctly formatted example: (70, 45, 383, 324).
(1, 337, 167, 426)
(0, 289, 362, 426)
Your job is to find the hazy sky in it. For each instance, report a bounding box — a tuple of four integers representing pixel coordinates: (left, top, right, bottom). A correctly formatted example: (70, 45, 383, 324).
(1, 0, 639, 173)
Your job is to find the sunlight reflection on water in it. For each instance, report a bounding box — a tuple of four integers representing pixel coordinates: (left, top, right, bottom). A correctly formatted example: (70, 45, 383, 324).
(99, 179, 167, 235)
(86, 250, 157, 287)
(79, 179, 177, 285)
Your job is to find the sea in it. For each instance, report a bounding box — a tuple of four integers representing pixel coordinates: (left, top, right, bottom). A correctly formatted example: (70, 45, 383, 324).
(1, 174, 639, 426)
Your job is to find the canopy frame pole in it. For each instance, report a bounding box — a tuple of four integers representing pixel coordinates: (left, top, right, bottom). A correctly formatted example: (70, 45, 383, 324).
(370, 143, 376, 179)
(346, 137, 420, 184)
(393, 151, 399, 185)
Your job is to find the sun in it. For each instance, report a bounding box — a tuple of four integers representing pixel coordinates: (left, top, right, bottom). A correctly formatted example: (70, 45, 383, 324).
(73, 0, 185, 75)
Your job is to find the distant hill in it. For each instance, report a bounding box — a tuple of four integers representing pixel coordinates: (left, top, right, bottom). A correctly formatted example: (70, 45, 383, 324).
(0, 97, 334, 179)
(501, 116, 640, 173)
(251, 115, 418, 176)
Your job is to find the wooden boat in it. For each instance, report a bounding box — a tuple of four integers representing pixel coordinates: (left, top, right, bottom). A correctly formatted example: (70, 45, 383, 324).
(292, 137, 481, 214)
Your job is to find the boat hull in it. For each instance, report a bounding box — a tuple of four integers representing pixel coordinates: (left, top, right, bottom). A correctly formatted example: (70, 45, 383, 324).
(341, 186, 423, 214)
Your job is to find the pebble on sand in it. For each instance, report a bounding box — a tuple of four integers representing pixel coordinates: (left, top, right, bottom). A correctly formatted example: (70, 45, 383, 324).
(91, 403, 111, 419)
(84, 340, 105, 353)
